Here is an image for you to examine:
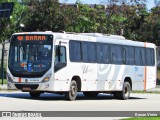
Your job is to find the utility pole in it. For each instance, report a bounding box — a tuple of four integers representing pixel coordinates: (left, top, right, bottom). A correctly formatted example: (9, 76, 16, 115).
(1, 41, 4, 85)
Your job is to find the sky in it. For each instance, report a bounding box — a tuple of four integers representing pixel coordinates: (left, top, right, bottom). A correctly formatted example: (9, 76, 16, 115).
(59, 0, 155, 10)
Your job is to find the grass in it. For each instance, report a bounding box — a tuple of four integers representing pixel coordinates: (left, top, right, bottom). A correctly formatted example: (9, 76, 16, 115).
(132, 90, 160, 94)
(0, 79, 7, 84)
(157, 67, 160, 80)
(123, 117, 160, 120)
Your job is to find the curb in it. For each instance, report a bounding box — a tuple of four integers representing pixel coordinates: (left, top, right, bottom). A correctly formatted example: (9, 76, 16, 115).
(147, 87, 160, 92)
(0, 84, 7, 90)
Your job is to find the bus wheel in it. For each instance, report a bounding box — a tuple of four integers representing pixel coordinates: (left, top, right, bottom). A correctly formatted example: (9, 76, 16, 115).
(83, 92, 98, 97)
(65, 80, 78, 101)
(119, 82, 131, 100)
(29, 91, 41, 98)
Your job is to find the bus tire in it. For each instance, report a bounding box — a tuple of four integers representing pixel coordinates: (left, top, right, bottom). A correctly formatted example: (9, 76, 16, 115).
(119, 81, 131, 100)
(83, 92, 98, 97)
(65, 80, 78, 101)
(29, 91, 41, 98)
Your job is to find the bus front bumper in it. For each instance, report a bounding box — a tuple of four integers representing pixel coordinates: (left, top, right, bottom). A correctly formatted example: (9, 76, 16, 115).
(7, 81, 54, 91)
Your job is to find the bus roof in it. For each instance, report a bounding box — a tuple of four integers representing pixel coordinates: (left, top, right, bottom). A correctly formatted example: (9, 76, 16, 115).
(12, 32, 155, 48)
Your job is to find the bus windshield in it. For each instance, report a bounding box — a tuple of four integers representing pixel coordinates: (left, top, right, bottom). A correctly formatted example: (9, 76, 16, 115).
(8, 35, 53, 77)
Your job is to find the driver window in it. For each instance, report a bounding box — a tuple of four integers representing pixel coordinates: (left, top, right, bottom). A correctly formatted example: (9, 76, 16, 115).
(55, 46, 66, 63)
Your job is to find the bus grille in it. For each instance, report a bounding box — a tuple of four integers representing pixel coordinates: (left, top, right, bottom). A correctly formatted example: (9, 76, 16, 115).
(15, 84, 39, 90)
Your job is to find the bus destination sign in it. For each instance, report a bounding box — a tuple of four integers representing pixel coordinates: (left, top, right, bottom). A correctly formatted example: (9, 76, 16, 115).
(17, 35, 47, 41)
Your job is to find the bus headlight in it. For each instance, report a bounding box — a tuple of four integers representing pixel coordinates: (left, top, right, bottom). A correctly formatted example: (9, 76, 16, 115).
(42, 73, 51, 82)
(7, 73, 13, 82)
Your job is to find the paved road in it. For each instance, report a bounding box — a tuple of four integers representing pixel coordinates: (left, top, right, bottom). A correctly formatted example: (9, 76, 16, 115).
(0, 91, 160, 111)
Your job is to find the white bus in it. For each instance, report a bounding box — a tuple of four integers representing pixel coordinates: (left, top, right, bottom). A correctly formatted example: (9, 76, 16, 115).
(7, 32, 157, 100)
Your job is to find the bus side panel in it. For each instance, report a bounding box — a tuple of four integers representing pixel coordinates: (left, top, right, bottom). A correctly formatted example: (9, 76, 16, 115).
(53, 63, 82, 91)
(144, 44, 157, 90)
(81, 63, 97, 91)
(97, 64, 111, 91)
(107, 65, 123, 91)
(132, 66, 145, 90)
(146, 66, 156, 90)
(108, 65, 135, 91)
(145, 44, 157, 90)
(97, 64, 138, 91)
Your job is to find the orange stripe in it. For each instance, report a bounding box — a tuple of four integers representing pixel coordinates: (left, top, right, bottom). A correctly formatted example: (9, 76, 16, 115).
(18, 77, 21, 83)
(144, 42, 147, 91)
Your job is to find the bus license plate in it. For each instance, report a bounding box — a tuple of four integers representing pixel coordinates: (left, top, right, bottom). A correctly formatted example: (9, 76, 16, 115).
(22, 87, 31, 90)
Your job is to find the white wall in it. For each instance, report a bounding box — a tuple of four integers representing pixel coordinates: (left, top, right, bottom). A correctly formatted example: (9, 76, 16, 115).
(0, 43, 9, 64)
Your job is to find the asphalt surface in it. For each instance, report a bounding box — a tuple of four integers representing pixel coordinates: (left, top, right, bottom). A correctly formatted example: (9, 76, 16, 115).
(0, 85, 160, 119)
(0, 91, 160, 111)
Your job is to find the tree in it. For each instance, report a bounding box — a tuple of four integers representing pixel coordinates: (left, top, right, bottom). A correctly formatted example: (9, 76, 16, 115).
(23, 0, 160, 44)
(64, 3, 107, 33)
(143, 6, 160, 44)
(24, 0, 65, 32)
(0, 0, 28, 42)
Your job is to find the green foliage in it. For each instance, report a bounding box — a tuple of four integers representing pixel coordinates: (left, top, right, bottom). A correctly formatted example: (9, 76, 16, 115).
(64, 4, 106, 33)
(0, 79, 7, 84)
(24, 0, 65, 32)
(0, 0, 28, 42)
(123, 117, 160, 120)
(0, 0, 160, 45)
